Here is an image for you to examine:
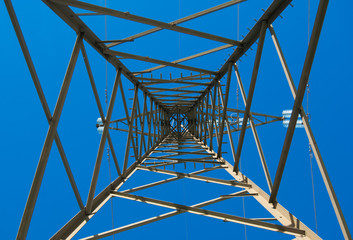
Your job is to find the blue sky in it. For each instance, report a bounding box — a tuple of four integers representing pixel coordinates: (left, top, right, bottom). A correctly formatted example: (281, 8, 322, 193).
(1, 0, 352, 239)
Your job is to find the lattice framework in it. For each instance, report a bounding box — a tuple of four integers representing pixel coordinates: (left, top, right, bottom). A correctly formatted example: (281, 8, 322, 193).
(4, 0, 351, 239)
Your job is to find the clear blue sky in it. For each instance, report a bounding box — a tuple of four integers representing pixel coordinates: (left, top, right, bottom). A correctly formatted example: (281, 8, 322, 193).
(1, 0, 352, 239)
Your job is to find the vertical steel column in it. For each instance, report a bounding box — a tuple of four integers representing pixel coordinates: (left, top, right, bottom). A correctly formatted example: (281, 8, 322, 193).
(16, 33, 83, 239)
(86, 69, 122, 214)
(269, 0, 329, 204)
(233, 21, 267, 172)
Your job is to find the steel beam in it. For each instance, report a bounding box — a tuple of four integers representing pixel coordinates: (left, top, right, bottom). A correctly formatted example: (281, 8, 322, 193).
(234, 64, 272, 192)
(138, 45, 233, 75)
(80, 190, 246, 240)
(147, 98, 153, 150)
(217, 86, 237, 169)
(86, 69, 122, 214)
(9, 0, 342, 239)
(137, 166, 250, 188)
(106, 49, 215, 74)
(201, 105, 282, 120)
(50, 137, 166, 239)
(122, 86, 139, 174)
(153, 102, 158, 144)
(217, 63, 232, 157)
(43, 0, 167, 115)
(147, 87, 203, 94)
(138, 93, 148, 159)
(111, 191, 306, 237)
(233, 21, 267, 172)
(269, 0, 329, 204)
(141, 78, 209, 85)
(107, 0, 246, 48)
(122, 166, 221, 194)
(111, 110, 156, 124)
(269, 24, 352, 240)
(5, 0, 85, 213)
(16, 33, 83, 240)
(203, 97, 209, 146)
(189, 134, 322, 240)
(192, 0, 295, 110)
(81, 43, 121, 176)
(50, 0, 241, 46)
(209, 85, 217, 150)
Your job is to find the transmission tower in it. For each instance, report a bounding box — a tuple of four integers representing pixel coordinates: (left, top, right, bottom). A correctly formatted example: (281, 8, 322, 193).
(5, 0, 352, 239)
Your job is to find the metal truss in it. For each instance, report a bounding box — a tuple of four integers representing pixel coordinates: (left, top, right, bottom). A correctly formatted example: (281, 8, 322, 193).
(5, 0, 351, 239)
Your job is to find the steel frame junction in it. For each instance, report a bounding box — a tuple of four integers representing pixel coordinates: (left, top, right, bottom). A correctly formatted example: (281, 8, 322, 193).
(5, 0, 352, 239)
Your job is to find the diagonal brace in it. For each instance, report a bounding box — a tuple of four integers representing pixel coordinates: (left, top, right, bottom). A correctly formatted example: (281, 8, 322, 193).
(269, 0, 329, 205)
(86, 69, 122, 214)
(217, 63, 233, 157)
(79, 190, 248, 240)
(16, 32, 83, 240)
(5, 0, 85, 213)
(105, 49, 216, 75)
(107, 0, 245, 48)
(81, 43, 122, 176)
(122, 85, 139, 174)
(234, 64, 272, 192)
(111, 191, 306, 237)
(269, 23, 352, 240)
(137, 166, 250, 188)
(50, 0, 241, 46)
(233, 21, 267, 172)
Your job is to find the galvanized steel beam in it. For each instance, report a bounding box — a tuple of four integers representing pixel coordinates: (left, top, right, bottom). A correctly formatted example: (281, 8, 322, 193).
(86, 69, 122, 214)
(50, 0, 242, 46)
(269, 23, 352, 240)
(107, 0, 246, 48)
(269, 0, 329, 204)
(233, 21, 267, 172)
(16, 33, 83, 240)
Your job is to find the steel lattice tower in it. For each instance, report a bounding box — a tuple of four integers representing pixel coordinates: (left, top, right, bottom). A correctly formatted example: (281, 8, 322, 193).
(5, 0, 352, 239)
